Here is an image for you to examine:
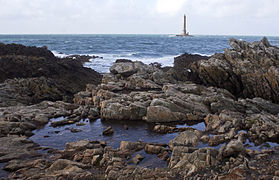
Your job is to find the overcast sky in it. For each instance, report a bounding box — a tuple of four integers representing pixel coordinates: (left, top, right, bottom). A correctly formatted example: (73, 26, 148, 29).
(0, 0, 278, 36)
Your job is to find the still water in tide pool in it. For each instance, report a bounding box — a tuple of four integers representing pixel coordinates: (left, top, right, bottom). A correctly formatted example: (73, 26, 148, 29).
(30, 117, 205, 150)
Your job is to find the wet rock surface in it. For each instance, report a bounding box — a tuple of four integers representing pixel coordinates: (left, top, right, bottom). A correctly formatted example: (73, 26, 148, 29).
(1, 39, 279, 179)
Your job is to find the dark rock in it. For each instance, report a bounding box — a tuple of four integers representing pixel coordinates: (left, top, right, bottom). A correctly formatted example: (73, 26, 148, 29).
(0, 43, 102, 105)
(70, 128, 82, 133)
(115, 59, 133, 63)
(66, 54, 102, 64)
(0, 43, 55, 59)
(102, 126, 114, 136)
(173, 53, 210, 82)
(0, 77, 67, 107)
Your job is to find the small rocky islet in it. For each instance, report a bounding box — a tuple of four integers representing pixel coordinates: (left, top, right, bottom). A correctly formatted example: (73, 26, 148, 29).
(0, 38, 279, 179)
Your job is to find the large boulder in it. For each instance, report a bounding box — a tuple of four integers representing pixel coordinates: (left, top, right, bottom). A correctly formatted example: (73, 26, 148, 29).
(110, 62, 137, 77)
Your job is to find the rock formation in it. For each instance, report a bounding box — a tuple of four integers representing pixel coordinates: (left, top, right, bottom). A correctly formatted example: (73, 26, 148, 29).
(190, 37, 279, 103)
(1, 39, 279, 179)
(0, 43, 102, 106)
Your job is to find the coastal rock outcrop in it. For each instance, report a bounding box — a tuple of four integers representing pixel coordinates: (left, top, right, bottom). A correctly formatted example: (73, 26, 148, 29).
(2, 39, 279, 179)
(0, 43, 102, 105)
(89, 60, 253, 123)
(0, 77, 67, 107)
(190, 37, 279, 103)
(173, 53, 210, 82)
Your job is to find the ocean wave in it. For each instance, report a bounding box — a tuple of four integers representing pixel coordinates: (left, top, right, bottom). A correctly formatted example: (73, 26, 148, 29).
(51, 51, 69, 58)
(84, 53, 177, 73)
(192, 52, 213, 57)
(52, 50, 211, 74)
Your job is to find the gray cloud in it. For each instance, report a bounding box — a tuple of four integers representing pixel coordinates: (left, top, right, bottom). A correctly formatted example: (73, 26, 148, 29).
(0, 0, 278, 35)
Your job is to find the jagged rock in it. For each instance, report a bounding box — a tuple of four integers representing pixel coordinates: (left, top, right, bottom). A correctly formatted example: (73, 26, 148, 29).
(222, 139, 245, 158)
(190, 37, 279, 103)
(101, 101, 147, 121)
(208, 135, 226, 146)
(205, 110, 244, 134)
(0, 77, 67, 107)
(0, 101, 75, 137)
(169, 147, 218, 176)
(173, 53, 210, 82)
(74, 91, 92, 105)
(169, 130, 202, 149)
(119, 141, 145, 152)
(153, 124, 177, 133)
(131, 154, 145, 164)
(46, 159, 93, 178)
(0, 135, 39, 163)
(244, 113, 279, 144)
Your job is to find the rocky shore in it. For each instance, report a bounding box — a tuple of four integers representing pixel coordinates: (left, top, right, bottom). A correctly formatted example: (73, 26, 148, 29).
(0, 38, 279, 179)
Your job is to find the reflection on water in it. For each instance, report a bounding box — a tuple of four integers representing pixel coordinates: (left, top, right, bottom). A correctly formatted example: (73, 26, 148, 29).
(176, 121, 206, 130)
(30, 118, 182, 150)
(0, 163, 8, 178)
(30, 117, 279, 155)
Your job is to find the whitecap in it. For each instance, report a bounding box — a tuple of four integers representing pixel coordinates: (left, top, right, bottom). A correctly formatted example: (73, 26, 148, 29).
(83, 53, 177, 73)
(192, 52, 213, 57)
(52, 51, 69, 58)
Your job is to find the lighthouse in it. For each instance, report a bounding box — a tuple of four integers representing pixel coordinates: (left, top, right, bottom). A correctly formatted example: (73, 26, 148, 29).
(177, 14, 190, 37)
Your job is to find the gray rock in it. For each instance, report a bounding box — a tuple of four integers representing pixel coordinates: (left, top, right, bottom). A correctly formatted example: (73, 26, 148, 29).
(222, 139, 245, 157)
(110, 62, 137, 77)
(120, 141, 145, 152)
(169, 130, 201, 149)
(131, 154, 145, 164)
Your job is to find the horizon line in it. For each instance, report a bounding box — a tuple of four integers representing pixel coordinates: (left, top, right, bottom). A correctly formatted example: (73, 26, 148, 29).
(0, 33, 278, 37)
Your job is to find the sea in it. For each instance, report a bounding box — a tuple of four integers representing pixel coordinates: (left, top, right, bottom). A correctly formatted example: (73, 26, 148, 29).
(0, 34, 279, 73)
